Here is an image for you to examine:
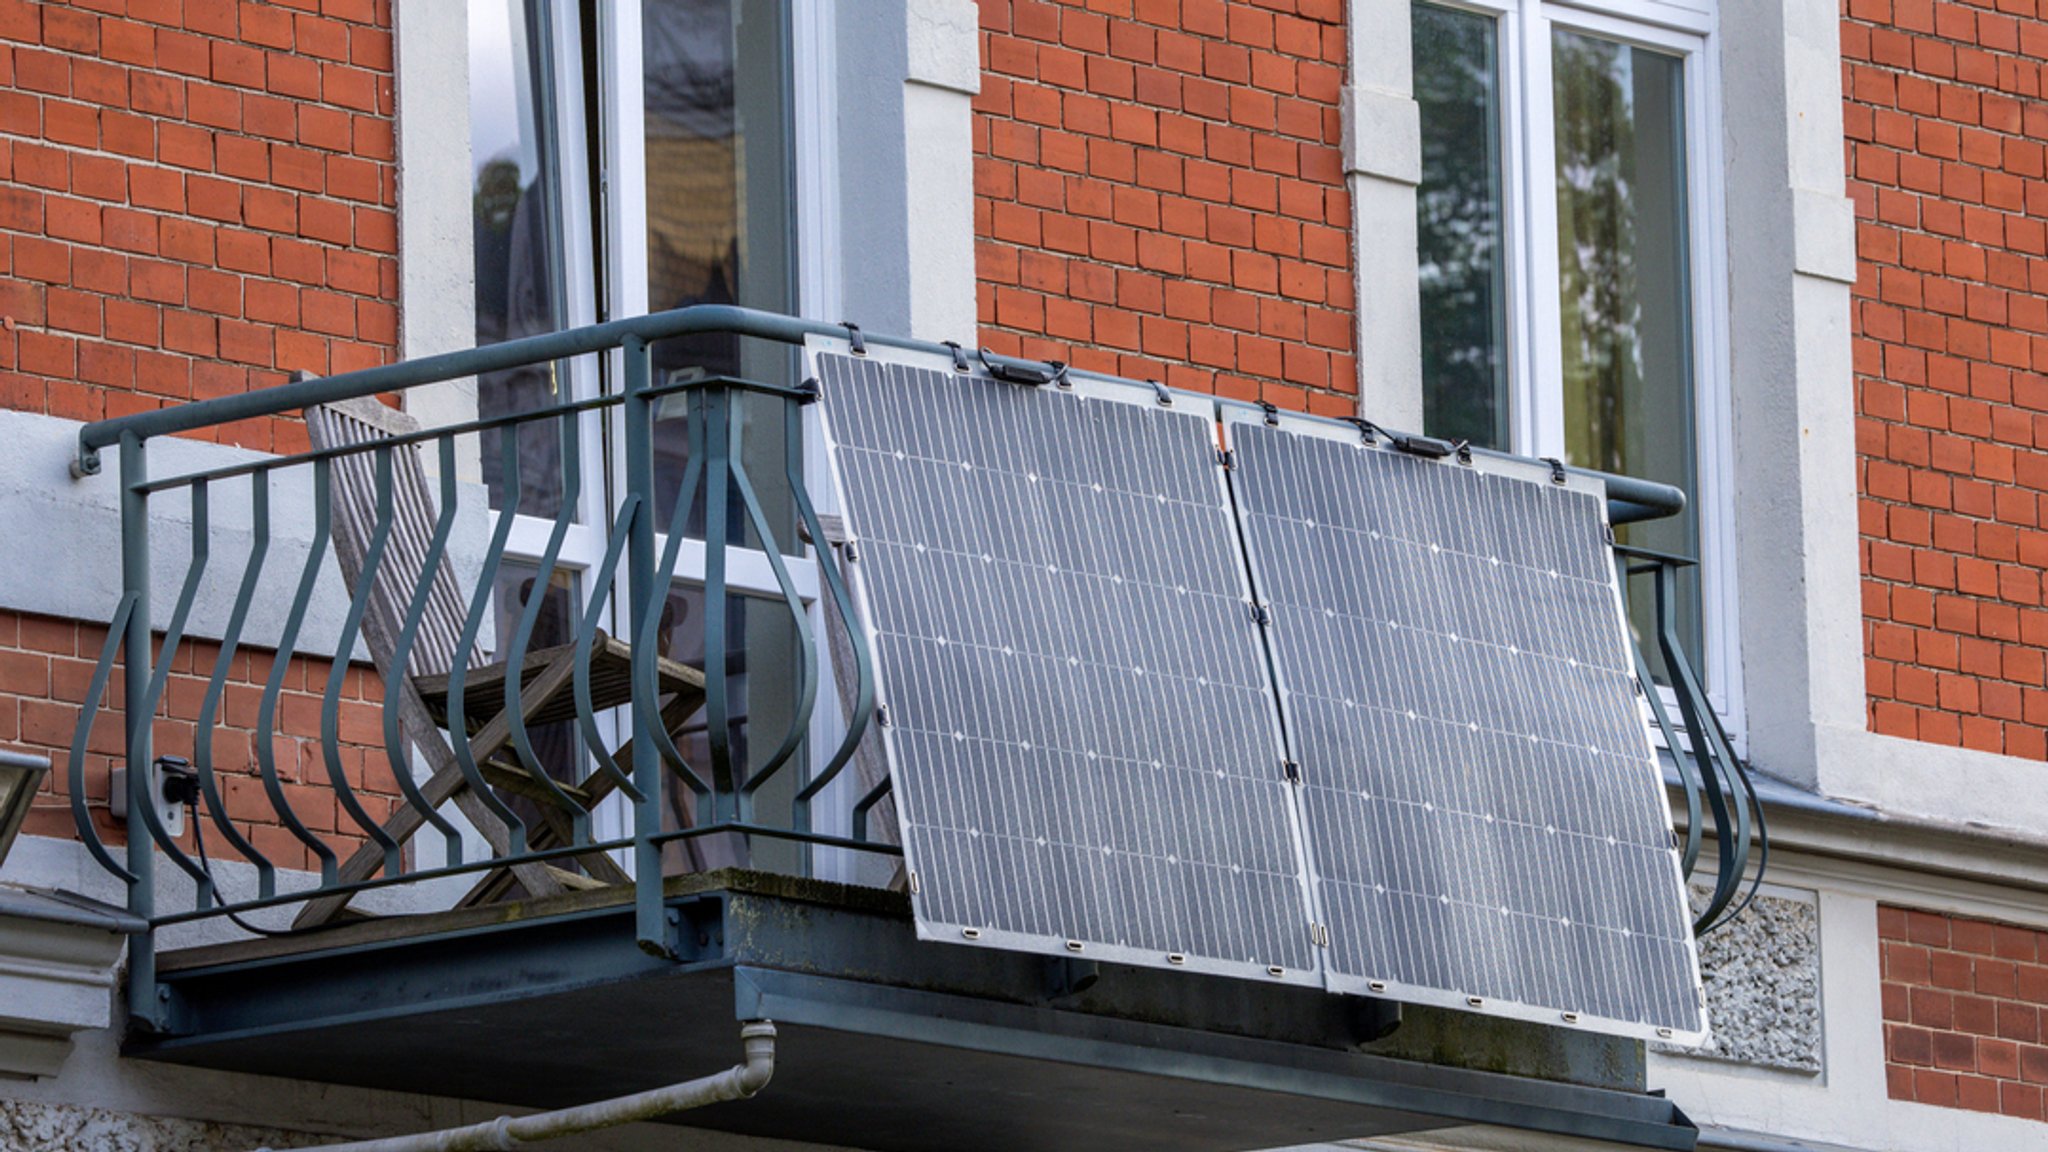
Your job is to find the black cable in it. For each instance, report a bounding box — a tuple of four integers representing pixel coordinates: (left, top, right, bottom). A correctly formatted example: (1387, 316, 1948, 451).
(186, 797, 310, 939)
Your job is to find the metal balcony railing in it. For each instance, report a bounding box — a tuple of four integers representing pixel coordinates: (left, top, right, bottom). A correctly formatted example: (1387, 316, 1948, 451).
(66, 305, 1763, 1034)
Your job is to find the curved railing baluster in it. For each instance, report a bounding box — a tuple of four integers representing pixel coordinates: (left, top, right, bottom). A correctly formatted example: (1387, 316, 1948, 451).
(729, 415, 816, 817)
(700, 388, 734, 819)
(574, 494, 643, 801)
(1621, 548, 1769, 936)
(790, 393, 875, 832)
(634, 387, 710, 799)
(255, 459, 341, 885)
(384, 436, 469, 864)
(1651, 563, 1744, 933)
(448, 430, 534, 853)
(194, 474, 275, 898)
(502, 410, 592, 843)
(321, 446, 405, 875)
(68, 591, 139, 883)
(130, 479, 220, 904)
(1635, 638, 1704, 882)
(1617, 556, 1704, 882)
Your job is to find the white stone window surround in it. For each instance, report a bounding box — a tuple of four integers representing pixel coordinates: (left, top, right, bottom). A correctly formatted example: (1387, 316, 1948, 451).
(1372, 0, 1748, 743)
(1350, 0, 2048, 844)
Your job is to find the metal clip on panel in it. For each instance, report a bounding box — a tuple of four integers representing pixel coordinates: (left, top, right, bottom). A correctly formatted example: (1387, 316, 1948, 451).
(842, 322, 866, 355)
(1257, 400, 1280, 426)
(1541, 456, 1568, 485)
(941, 341, 971, 373)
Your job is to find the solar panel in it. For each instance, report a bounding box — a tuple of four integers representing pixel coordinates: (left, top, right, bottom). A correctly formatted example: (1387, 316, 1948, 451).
(1222, 408, 1706, 1042)
(813, 344, 1320, 985)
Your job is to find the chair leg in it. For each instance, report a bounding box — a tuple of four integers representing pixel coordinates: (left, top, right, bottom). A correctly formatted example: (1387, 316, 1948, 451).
(454, 689, 706, 907)
(292, 671, 574, 929)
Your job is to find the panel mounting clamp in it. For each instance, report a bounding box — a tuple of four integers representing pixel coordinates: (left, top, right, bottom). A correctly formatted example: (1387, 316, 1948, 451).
(1257, 400, 1280, 426)
(795, 377, 822, 405)
(941, 340, 970, 373)
(1343, 417, 1381, 444)
(1147, 378, 1172, 406)
(1541, 456, 1568, 485)
(842, 321, 867, 355)
(1283, 759, 1301, 784)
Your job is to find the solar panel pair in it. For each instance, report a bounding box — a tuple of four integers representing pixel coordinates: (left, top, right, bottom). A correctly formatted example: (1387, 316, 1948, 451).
(810, 340, 1705, 1043)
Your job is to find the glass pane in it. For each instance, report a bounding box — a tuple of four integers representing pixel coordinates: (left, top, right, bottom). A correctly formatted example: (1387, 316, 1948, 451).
(642, 0, 797, 552)
(470, 0, 569, 520)
(655, 584, 802, 876)
(1413, 2, 1509, 449)
(1550, 30, 1700, 680)
(489, 560, 584, 837)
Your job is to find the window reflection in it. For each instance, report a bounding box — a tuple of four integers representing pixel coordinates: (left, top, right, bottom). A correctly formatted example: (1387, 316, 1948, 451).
(469, 0, 567, 521)
(1551, 31, 1700, 678)
(643, 0, 796, 553)
(1414, 3, 1510, 450)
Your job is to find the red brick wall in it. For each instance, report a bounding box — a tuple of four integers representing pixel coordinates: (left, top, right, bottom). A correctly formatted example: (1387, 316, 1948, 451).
(4, 610, 400, 871)
(1880, 904, 2048, 1120)
(1845, 0, 2048, 759)
(973, 0, 1357, 416)
(0, 0, 397, 456)
(0, 1, 400, 861)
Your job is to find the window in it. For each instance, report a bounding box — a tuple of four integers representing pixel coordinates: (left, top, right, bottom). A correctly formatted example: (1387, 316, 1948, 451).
(1412, 0, 1735, 719)
(466, 0, 827, 855)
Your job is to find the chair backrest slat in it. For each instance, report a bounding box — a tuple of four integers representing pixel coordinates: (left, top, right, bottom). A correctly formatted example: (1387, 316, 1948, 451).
(305, 396, 480, 681)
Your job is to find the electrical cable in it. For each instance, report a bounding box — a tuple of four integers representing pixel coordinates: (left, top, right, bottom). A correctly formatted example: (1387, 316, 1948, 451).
(185, 792, 314, 939)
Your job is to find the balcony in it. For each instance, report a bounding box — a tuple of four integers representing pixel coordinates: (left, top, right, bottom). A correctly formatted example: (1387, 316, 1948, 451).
(60, 307, 1760, 1151)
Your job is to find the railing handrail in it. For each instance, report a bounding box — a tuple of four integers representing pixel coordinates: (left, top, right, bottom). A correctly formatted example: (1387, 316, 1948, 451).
(70, 303, 1686, 524)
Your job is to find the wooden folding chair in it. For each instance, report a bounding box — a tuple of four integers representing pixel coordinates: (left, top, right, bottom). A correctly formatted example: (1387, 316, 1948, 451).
(294, 397, 705, 927)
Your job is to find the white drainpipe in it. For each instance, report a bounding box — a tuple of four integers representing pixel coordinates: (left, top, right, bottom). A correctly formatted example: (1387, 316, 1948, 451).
(258, 1021, 778, 1152)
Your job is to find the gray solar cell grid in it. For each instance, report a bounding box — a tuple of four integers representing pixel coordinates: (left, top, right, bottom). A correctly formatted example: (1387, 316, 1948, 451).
(813, 343, 1322, 986)
(1222, 405, 1705, 1042)
(809, 337, 1706, 1044)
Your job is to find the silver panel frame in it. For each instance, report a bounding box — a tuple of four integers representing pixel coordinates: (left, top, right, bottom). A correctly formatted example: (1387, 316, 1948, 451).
(807, 337, 1324, 990)
(1217, 400, 1709, 1047)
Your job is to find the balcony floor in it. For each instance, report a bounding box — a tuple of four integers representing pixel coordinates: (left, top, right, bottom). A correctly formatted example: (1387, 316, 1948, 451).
(134, 871, 1695, 1152)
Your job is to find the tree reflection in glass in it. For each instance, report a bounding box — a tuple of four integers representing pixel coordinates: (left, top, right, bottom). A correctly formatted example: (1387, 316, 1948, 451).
(1551, 30, 1700, 680)
(1414, 3, 1510, 450)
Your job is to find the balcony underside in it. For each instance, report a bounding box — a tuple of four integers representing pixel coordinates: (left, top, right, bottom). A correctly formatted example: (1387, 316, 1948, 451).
(133, 871, 1695, 1152)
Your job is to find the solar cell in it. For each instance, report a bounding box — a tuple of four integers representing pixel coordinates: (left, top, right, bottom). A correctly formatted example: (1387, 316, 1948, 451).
(1224, 408, 1706, 1042)
(814, 345, 1320, 984)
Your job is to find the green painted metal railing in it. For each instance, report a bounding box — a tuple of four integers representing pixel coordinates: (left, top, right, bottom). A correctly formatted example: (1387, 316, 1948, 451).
(67, 305, 1756, 1034)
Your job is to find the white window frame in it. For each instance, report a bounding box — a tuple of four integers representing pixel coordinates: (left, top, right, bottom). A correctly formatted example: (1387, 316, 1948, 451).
(475, 0, 843, 850)
(1420, 0, 1742, 745)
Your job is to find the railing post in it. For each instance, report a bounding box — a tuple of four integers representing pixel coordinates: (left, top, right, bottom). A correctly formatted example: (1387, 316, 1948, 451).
(622, 336, 671, 958)
(118, 431, 162, 1030)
